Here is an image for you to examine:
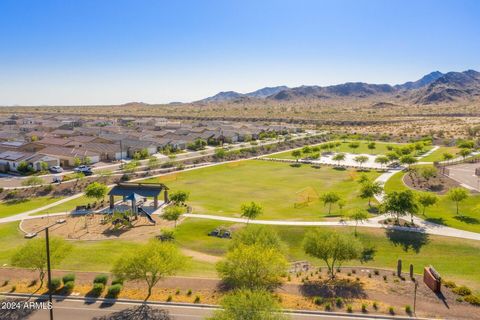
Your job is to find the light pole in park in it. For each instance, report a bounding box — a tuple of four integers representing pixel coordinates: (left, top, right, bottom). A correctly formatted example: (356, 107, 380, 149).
(37, 219, 66, 320)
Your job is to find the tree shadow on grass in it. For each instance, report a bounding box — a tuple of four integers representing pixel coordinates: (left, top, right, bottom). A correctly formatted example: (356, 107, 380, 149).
(93, 304, 171, 320)
(425, 217, 447, 226)
(299, 279, 367, 299)
(360, 245, 376, 263)
(453, 215, 480, 224)
(385, 229, 429, 253)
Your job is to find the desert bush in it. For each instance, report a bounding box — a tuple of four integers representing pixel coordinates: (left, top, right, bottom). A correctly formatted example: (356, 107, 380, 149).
(91, 283, 105, 296)
(62, 273, 75, 284)
(48, 278, 61, 291)
(107, 284, 122, 298)
(111, 278, 124, 286)
(453, 286, 472, 296)
(464, 295, 480, 306)
(64, 281, 75, 293)
(93, 274, 109, 286)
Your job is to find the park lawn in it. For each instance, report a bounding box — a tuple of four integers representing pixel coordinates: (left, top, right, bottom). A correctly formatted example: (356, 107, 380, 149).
(266, 140, 418, 160)
(174, 219, 480, 291)
(0, 196, 64, 218)
(1, 219, 479, 291)
(420, 146, 461, 162)
(384, 170, 480, 233)
(142, 160, 381, 220)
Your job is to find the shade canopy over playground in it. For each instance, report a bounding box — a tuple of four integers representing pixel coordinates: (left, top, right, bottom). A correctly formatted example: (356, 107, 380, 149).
(108, 182, 169, 209)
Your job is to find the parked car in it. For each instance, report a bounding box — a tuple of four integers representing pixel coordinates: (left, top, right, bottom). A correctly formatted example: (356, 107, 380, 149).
(83, 169, 94, 176)
(49, 165, 63, 173)
(73, 165, 91, 173)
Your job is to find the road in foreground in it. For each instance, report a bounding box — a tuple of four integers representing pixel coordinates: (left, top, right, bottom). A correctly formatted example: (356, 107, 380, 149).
(12, 298, 407, 320)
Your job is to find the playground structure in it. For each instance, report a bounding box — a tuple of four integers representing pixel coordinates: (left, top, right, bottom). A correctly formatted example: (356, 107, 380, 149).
(107, 182, 170, 224)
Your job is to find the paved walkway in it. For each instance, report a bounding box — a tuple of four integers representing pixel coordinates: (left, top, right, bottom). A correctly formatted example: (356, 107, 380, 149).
(3, 143, 480, 242)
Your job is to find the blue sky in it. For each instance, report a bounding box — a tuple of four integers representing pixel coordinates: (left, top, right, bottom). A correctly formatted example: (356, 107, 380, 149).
(1, 0, 479, 105)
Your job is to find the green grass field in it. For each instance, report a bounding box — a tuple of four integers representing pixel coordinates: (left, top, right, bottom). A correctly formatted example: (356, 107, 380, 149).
(265, 140, 411, 159)
(34, 194, 102, 216)
(0, 219, 479, 290)
(142, 160, 381, 220)
(384, 170, 480, 233)
(0, 196, 64, 218)
(421, 146, 461, 162)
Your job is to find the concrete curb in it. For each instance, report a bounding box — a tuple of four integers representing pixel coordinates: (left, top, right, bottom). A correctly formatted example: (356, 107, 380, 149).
(0, 292, 432, 319)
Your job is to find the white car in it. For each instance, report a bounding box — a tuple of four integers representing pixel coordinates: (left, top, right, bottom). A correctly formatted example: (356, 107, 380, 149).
(73, 165, 91, 173)
(49, 165, 63, 173)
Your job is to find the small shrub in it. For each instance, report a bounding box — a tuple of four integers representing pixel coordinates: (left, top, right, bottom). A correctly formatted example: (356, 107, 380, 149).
(48, 278, 62, 291)
(351, 269, 356, 274)
(374, 270, 380, 275)
(368, 273, 372, 278)
(361, 303, 367, 313)
(389, 306, 395, 315)
(313, 297, 323, 305)
(405, 305, 412, 315)
(335, 297, 343, 307)
(194, 296, 200, 303)
(107, 284, 122, 298)
(453, 286, 472, 296)
(443, 280, 457, 288)
(383, 275, 387, 281)
(93, 274, 108, 286)
(175, 289, 180, 295)
(93, 274, 109, 286)
(166, 295, 173, 302)
(10, 285, 16, 292)
(324, 303, 332, 311)
(356, 277, 360, 281)
(456, 297, 464, 302)
(347, 305, 353, 313)
(91, 283, 105, 296)
(2, 280, 9, 287)
(464, 295, 480, 306)
(187, 289, 192, 296)
(111, 278, 124, 286)
(64, 281, 75, 293)
(372, 301, 378, 310)
(347, 272, 351, 276)
(62, 273, 75, 285)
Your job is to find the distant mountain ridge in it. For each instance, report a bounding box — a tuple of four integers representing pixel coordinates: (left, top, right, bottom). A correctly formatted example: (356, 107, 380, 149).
(195, 70, 480, 105)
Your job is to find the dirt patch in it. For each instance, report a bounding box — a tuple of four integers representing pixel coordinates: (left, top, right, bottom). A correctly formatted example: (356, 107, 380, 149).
(21, 214, 180, 241)
(404, 168, 460, 194)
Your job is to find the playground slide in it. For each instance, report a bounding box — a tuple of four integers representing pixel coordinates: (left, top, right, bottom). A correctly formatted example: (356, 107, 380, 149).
(138, 207, 156, 224)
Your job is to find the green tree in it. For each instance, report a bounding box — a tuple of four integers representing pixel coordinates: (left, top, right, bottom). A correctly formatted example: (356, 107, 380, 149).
(332, 153, 345, 166)
(39, 161, 49, 172)
(399, 155, 417, 169)
(122, 160, 139, 173)
(303, 230, 363, 279)
(442, 152, 454, 163)
(170, 190, 189, 205)
(375, 155, 389, 168)
(320, 192, 341, 214)
(447, 187, 469, 215)
(162, 205, 184, 227)
(417, 193, 438, 216)
(291, 150, 302, 162)
(11, 237, 71, 289)
(22, 176, 43, 187)
(458, 148, 472, 160)
(350, 210, 369, 236)
(85, 182, 108, 201)
(348, 142, 360, 153)
(359, 181, 383, 206)
(353, 155, 369, 169)
(367, 142, 376, 150)
(214, 148, 226, 159)
(209, 289, 288, 320)
(302, 146, 312, 154)
(240, 202, 263, 224)
(386, 151, 399, 162)
(382, 190, 418, 223)
(73, 157, 82, 167)
(230, 226, 285, 252)
(216, 244, 288, 290)
(112, 240, 186, 301)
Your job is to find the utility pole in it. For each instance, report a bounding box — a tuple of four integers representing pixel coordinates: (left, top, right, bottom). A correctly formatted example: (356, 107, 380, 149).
(413, 280, 418, 315)
(45, 227, 54, 320)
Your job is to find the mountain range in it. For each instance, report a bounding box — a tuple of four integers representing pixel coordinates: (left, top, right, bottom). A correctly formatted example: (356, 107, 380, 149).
(195, 70, 480, 105)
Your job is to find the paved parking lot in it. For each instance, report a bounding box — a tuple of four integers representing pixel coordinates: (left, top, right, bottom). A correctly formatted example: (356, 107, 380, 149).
(446, 162, 480, 191)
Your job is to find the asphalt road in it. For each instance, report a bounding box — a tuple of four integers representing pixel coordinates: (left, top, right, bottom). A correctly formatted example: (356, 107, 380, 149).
(5, 298, 397, 320)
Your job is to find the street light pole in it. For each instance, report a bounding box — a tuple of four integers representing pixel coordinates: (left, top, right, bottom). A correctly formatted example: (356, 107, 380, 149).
(45, 227, 54, 320)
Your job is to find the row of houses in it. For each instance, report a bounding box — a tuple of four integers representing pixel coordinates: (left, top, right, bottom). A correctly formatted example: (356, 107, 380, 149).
(0, 114, 300, 172)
